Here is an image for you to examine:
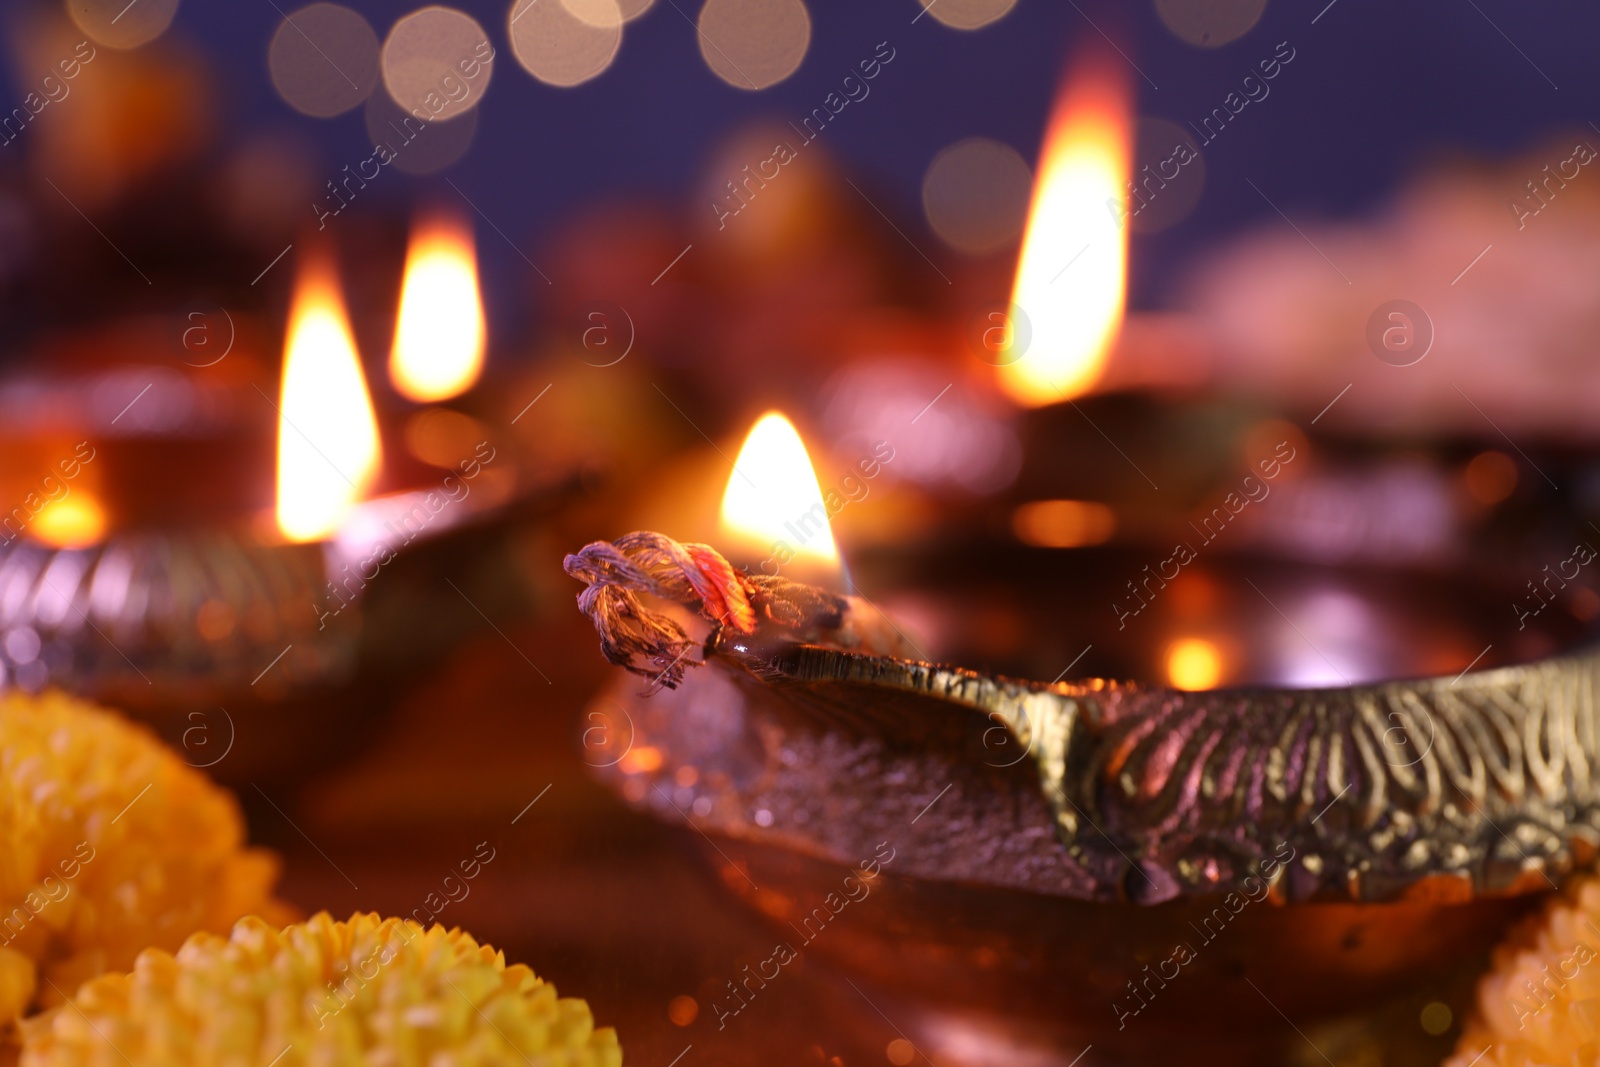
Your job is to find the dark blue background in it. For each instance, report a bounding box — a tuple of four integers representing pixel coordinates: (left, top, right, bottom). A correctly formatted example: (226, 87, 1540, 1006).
(8, 0, 1593, 335)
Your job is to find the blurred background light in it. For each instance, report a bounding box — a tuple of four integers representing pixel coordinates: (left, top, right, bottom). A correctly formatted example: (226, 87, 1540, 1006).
(1127, 117, 1207, 233)
(1154, 0, 1269, 48)
(507, 0, 623, 88)
(915, 0, 1018, 31)
(381, 6, 493, 122)
(1166, 636, 1224, 690)
(66, 0, 180, 50)
(920, 136, 1032, 255)
(696, 0, 810, 91)
(364, 87, 478, 174)
(268, 3, 380, 118)
(1011, 499, 1116, 548)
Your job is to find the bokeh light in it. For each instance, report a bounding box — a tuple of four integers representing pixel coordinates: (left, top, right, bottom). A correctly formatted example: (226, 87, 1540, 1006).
(886, 1038, 916, 1066)
(364, 88, 479, 174)
(921, 136, 1032, 255)
(269, 4, 380, 118)
(66, 0, 180, 50)
(616, 0, 655, 18)
(1011, 499, 1116, 548)
(1420, 1001, 1454, 1036)
(1125, 117, 1206, 233)
(1464, 450, 1517, 504)
(822, 360, 1022, 494)
(507, 0, 623, 88)
(666, 995, 698, 1026)
(31, 493, 107, 549)
(390, 210, 486, 402)
(1166, 637, 1224, 691)
(915, 0, 1017, 31)
(696, 0, 811, 91)
(1154, 0, 1268, 48)
(381, 6, 494, 122)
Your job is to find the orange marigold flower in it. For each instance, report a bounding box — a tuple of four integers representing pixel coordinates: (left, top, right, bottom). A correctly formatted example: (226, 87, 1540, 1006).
(0, 690, 289, 1022)
(1448, 876, 1600, 1067)
(20, 913, 624, 1067)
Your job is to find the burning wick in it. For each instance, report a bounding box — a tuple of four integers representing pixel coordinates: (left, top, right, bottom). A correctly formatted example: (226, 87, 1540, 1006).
(566, 411, 904, 686)
(563, 531, 907, 688)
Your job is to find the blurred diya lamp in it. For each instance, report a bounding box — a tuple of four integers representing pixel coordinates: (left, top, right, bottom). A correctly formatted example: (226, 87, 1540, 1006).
(567, 409, 1600, 1065)
(0, 231, 534, 784)
(561, 53, 1600, 1064)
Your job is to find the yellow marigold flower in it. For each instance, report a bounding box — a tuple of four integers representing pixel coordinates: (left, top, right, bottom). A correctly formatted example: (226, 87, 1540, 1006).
(0, 690, 288, 1022)
(20, 913, 623, 1067)
(1448, 876, 1600, 1067)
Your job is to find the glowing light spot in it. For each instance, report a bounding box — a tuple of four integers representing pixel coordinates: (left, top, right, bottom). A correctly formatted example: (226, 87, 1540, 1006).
(507, 0, 623, 87)
(381, 6, 494, 122)
(619, 746, 664, 774)
(1464, 450, 1517, 505)
(405, 407, 489, 468)
(1166, 638, 1223, 691)
(667, 995, 698, 1027)
(363, 89, 478, 175)
(1155, 0, 1267, 48)
(276, 255, 381, 543)
(697, 0, 811, 91)
(719, 412, 839, 576)
(390, 212, 486, 402)
(922, 137, 1033, 255)
(269, 4, 380, 118)
(915, 0, 1016, 30)
(999, 52, 1131, 406)
(68, 0, 179, 49)
(1011, 500, 1116, 548)
(31, 494, 106, 549)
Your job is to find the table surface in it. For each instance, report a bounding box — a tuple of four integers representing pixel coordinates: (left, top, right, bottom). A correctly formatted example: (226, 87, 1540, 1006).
(245, 579, 1470, 1067)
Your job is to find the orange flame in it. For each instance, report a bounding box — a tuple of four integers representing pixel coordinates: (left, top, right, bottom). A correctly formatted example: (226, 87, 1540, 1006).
(276, 256, 381, 543)
(389, 212, 486, 403)
(999, 54, 1132, 406)
(718, 412, 840, 579)
(32, 494, 106, 549)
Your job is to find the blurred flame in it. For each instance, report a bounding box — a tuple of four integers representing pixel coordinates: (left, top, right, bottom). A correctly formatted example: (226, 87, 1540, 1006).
(276, 258, 381, 543)
(32, 494, 106, 549)
(1167, 637, 1223, 691)
(999, 55, 1132, 406)
(389, 214, 486, 402)
(719, 412, 839, 574)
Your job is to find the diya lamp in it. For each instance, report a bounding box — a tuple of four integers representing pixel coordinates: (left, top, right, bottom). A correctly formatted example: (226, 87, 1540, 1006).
(0, 220, 531, 786)
(563, 49, 1600, 1067)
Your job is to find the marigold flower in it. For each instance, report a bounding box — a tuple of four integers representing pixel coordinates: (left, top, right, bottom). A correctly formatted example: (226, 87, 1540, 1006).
(1448, 876, 1600, 1067)
(0, 690, 288, 1022)
(20, 913, 623, 1067)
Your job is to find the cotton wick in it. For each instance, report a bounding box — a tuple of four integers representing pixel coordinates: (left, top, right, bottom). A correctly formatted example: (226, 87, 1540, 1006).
(564, 531, 901, 688)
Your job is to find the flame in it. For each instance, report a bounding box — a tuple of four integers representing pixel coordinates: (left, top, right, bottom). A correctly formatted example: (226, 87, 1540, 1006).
(999, 54, 1132, 406)
(276, 257, 381, 543)
(1166, 637, 1223, 691)
(719, 412, 839, 576)
(389, 213, 486, 403)
(32, 494, 106, 549)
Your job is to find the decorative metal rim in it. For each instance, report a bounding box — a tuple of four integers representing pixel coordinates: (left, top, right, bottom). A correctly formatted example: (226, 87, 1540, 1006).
(725, 638, 1600, 904)
(0, 529, 355, 695)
